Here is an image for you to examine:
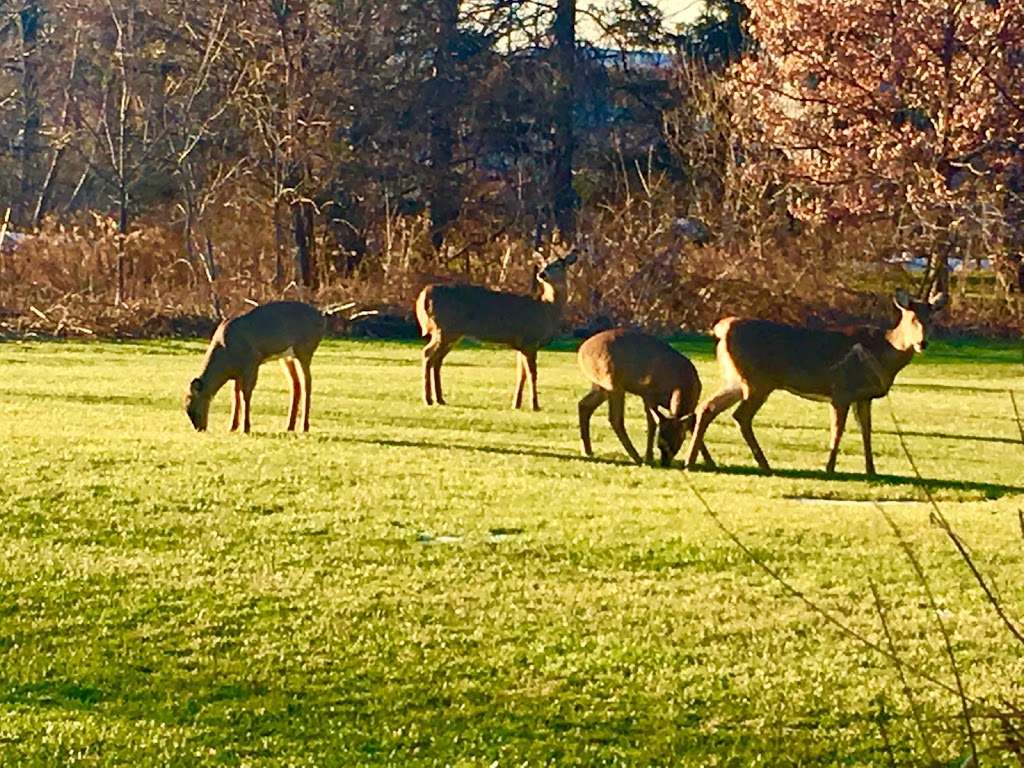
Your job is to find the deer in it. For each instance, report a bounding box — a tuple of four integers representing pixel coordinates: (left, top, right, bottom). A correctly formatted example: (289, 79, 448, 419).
(682, 287, 948, 476)
(184, 301, 325, 434)
(415, 250, 578, 410)
(578, 328, 715, 467)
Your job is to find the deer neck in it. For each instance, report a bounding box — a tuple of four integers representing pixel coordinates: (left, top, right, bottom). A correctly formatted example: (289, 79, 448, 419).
(882, 324, 917, 374)
(198, 345, 235, 398)
(538, 280, 566, 308)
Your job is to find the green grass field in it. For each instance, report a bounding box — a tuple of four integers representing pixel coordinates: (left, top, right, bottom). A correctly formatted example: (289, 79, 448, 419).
(1, 335, 1022, 766)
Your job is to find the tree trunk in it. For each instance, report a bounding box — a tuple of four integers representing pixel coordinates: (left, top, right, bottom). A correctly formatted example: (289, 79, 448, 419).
(1003, 153, 1024, 292)
(274, 1, 316, 288)
(115, 184, 128, 304)
(293, 200, 315, 288)
(551, 0, 577, 242)
(427, 0, 461, 253)
(273, 197, 285, 285)
(17, 3, 42, 227)
(204, 235, 222, 319)
(111, 3, 130, 305)
(183, 185, 196, 268)
(34, 148, 64, 227)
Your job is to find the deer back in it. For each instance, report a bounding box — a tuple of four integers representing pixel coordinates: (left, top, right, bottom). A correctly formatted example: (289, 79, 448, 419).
(719, 319, 911, 401)
(224, 301, 324, 362)
(422, 284, 562, 349)
(579, 328, 701, 414)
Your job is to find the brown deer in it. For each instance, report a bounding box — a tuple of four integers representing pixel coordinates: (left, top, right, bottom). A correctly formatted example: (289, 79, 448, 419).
(577, 328, 714, 467)
(682, 288, 947, 475)
(415, 251, 578, 409)
(184, 301, 325, 433)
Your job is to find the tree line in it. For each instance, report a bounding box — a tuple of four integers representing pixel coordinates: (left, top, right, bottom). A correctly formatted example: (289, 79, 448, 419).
(0, 0, 1021, 332)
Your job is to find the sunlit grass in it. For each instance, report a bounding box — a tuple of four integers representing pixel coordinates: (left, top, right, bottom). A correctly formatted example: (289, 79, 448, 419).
(0, 336, 1021, 765)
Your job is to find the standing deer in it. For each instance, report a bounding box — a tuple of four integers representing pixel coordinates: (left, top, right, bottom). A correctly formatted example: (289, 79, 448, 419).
(683, 288, 948, 476)
(184, 301, 325, 433)
(415, 251, 578, 409)
(578, 328, 714, 467)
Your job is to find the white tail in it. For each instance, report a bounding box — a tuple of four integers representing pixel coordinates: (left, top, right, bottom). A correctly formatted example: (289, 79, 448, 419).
(415, 251, 578, 410)
(683, 287, 948, 475)
(184, 301, 325, 433)
(577, 328, 714, 467)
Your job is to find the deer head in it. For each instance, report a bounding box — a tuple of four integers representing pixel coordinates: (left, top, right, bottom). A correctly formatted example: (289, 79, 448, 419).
(891, 285, 948, 353)
(184, 378, 211, 431)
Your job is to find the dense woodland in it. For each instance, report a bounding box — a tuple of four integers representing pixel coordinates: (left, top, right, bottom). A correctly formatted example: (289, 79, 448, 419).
(0, 0, 1022, 336)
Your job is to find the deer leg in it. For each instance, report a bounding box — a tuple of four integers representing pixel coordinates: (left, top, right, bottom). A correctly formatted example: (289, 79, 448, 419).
(608, 391, 643, 465)
(853, 400, 875, 477)
(432, 350, 446, 406)
(686, 411, 717, 467)
(643, 401, 657, 464)
(698, 440, 716, 468)
(432, 339, 452, 405)
(684, 386, 742, 468)
(578, 386, 607, 457)
(825, 402, 851, 474)
(229, 379, 242, 432)
(422, 335, 440, 405)
(733, 391, 771, 473)
(513, 352, 527, 409)
(298, 354, 313, 432)
(429, 335, 456, 406)
(283, 359, 301, 431)
(241, 367, 258, 435)
(524, 349, 540, 411)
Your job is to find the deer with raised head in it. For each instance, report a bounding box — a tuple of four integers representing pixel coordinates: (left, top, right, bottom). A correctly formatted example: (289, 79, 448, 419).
(184, 301, 325, 433)
(578, 328, 715, 467)
(682, 287, 948, 476)
(415, 251, 578, 409)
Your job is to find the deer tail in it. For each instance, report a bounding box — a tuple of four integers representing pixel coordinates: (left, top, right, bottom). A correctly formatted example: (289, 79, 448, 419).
(415, 288, 433, 338)
(712, 316, 738, 340)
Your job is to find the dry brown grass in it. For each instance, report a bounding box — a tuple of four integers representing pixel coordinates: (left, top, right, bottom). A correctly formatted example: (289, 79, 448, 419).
(0, 197, 1020, 340)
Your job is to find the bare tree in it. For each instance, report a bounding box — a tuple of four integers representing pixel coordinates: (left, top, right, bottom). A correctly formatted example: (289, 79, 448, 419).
(33, 22, 79, 226)
(15, 1, 42, 226)
(551, 0, 577, 241)
(426, 0, 461, 253)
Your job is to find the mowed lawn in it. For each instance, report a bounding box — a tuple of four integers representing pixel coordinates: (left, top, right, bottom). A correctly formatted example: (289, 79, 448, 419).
(1, 335, 1022, 766)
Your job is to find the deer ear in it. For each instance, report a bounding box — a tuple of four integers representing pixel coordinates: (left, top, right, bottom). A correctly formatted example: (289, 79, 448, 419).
(893, 289, 912, 311)
(190, 378, 204, 395)
(668, 389, 686, 419)
(929, 291, 949, 311)
(653, 404, 678, 424)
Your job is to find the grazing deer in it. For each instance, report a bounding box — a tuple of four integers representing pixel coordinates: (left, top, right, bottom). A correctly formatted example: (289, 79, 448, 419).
(415, 251, 578, 409)
(184, 301, 325, 433)
(683, 288, 948, 476)
(578, 328, 715, 467)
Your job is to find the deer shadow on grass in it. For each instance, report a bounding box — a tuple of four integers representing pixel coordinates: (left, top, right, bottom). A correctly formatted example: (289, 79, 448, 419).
(10, 391, 159, 408)
(683, 462, 1024, 499)
(306, 434, 1024, 495)
(318, 434, 630, 467)
(759, 421, 1023, 448)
